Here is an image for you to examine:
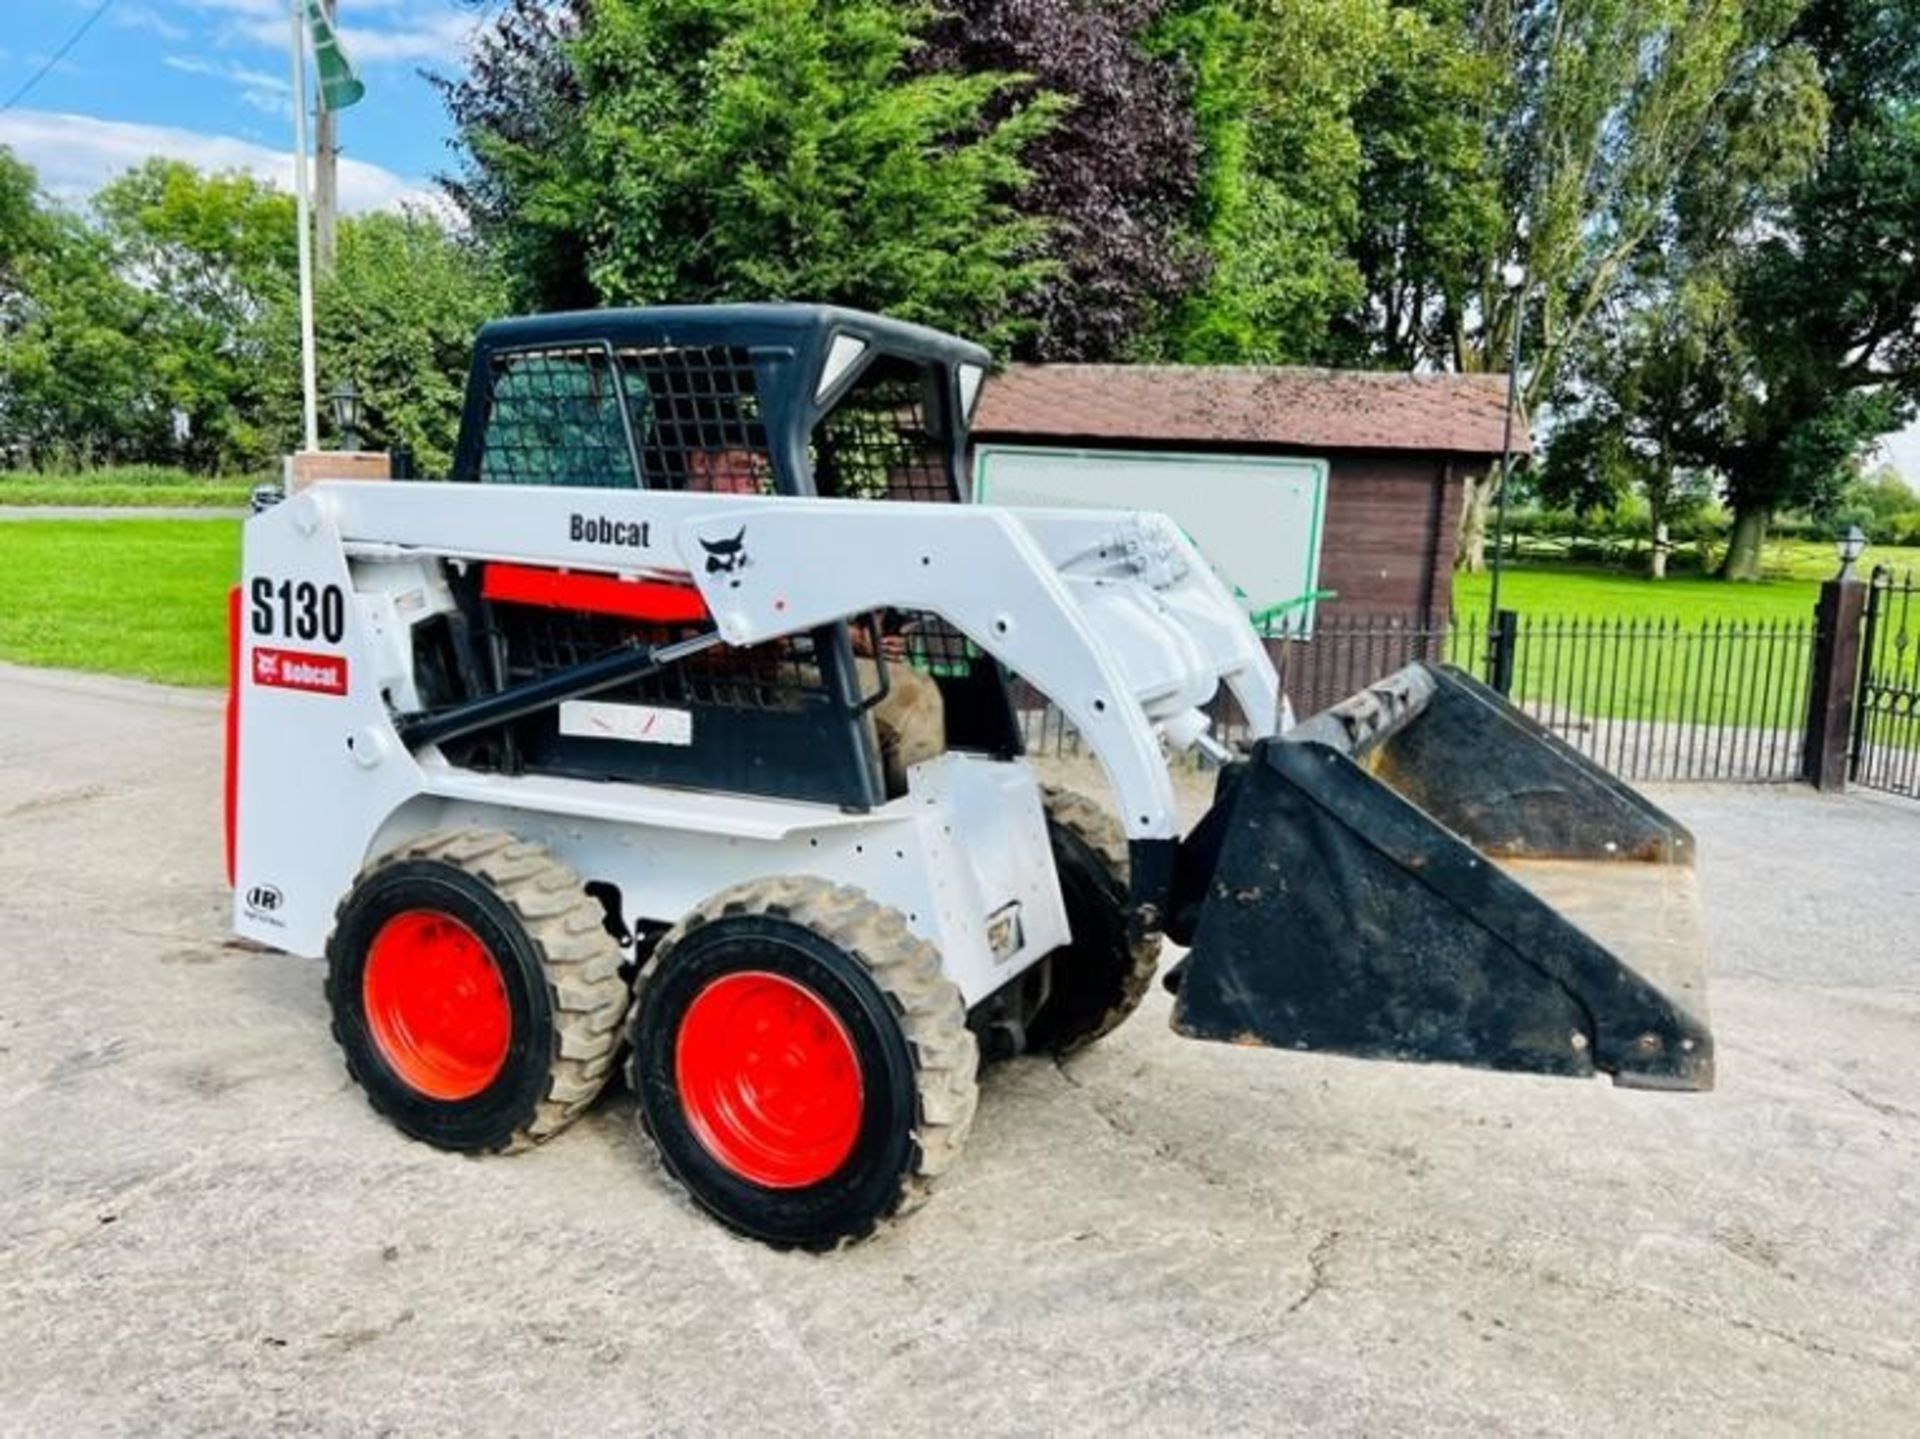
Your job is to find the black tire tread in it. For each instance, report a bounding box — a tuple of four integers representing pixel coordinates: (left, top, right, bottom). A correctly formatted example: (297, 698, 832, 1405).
(633, 875, 978, 1240)
(326, 826, 627, 1150)
(1040, 785, 1163, 1053)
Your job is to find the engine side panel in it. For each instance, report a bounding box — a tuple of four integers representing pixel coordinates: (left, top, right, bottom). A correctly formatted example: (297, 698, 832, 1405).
(373, 753, 1069, 1006)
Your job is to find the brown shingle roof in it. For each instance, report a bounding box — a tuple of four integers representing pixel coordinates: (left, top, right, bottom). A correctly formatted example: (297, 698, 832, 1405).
(974, 364, 1530, 457)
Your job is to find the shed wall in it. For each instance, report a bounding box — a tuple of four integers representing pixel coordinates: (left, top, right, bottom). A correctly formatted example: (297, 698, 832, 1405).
(968, 439, 1469, 623)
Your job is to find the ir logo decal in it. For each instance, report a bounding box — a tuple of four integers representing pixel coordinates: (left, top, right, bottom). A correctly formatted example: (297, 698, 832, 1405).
(243, 883, 287, 928)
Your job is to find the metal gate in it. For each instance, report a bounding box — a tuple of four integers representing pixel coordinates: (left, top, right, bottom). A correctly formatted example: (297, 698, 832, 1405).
(1851, 567, 1920, 797)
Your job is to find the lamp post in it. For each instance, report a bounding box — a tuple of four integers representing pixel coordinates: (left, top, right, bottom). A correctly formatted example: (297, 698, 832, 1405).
(1485, 252, 1528, 684)
(330, 378, 363, 453)
(1803, 524, 1873, 790)
(1836, 524, 1868, 581)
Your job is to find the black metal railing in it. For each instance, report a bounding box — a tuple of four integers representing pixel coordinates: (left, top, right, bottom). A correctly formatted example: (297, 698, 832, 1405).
(1852, 567, 1919, 798)
(1500, 612, 1817, 782)
(1018, 608, 1821, 785)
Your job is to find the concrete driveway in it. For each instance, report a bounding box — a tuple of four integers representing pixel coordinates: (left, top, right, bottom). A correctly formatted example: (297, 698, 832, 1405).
(2, 662, 1917, 1435)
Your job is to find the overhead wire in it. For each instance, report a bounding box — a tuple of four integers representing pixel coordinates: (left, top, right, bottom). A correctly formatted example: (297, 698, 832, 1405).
(1, 0, 121, 116)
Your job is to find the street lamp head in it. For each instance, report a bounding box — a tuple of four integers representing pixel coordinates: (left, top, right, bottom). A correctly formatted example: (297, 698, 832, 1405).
(329, 378, 363, 453)
(1837, 523, 1868, 578)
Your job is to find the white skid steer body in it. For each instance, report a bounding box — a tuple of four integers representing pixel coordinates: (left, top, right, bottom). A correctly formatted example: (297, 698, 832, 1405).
(231, 481, 1277, 1007)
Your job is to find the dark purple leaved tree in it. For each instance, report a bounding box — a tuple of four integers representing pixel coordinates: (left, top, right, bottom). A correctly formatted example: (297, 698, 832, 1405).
(433, 0, 596, 311)
(917, 0, 1204, 360)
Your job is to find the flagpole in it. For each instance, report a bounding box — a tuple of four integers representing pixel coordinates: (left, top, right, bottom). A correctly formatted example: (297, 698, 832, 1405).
(288, 0, 319, 451)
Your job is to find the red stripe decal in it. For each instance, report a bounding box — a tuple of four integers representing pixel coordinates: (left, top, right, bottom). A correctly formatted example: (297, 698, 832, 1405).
(482, 563, 709, 625)
(224, 585, 241, 887)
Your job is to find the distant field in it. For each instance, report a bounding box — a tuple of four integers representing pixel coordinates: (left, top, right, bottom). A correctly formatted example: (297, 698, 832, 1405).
(0, 519, 239, 686)
(1451, 541, 1916, 624)
(1452, 565, 1822, 625)
(1317, 544, 1916, 728)
(0, 466, 256, 509)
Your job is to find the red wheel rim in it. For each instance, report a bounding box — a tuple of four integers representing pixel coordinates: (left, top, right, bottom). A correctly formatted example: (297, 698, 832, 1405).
(362, 910, 511, 1101)
(675, 971, 865, 1188)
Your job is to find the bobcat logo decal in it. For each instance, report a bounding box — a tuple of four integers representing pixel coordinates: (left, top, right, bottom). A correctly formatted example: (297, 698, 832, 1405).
(700, 528, 750, 584)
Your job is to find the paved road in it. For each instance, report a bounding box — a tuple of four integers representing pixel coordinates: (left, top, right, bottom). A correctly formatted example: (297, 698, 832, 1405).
(2, 662, 1918, 1434)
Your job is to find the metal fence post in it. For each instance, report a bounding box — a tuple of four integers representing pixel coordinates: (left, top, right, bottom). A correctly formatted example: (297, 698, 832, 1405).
(1848, 566, 1887, 782)
(1801, 576, 1869, 791)
(1490, 609, 1519, 695)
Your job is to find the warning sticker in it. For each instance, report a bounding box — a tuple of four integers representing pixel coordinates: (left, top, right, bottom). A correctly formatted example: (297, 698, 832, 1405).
(560, 699, 694, 746)
(252, 646, 348, 696)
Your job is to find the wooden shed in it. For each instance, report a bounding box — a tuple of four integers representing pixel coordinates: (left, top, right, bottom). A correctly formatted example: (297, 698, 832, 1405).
(972, 365, 1530, 624)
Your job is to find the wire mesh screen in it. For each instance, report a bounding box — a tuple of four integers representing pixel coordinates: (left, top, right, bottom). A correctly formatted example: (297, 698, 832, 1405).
(478, 342, 776, 493)
(880, 609, 977, 678)
(618, 345, 773, 494)
(811, 355, 953, 502)
(809, 357, 976, 684)
(490, 604, 825, 712)
(479, 345, 636, 487)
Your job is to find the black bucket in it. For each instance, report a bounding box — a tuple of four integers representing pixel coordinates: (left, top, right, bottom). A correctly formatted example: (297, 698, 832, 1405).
(1165, 664, 1713, 1091)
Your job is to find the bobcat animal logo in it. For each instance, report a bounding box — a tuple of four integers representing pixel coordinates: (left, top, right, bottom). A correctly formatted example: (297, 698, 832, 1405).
(700, 528, 750, 580)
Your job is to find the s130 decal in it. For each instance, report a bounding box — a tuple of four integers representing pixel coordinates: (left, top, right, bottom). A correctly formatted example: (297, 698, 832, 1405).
(250, 577, 346, 645)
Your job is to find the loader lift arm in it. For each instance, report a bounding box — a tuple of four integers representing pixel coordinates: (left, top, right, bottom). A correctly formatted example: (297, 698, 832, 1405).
(320, 481, 1279, 852)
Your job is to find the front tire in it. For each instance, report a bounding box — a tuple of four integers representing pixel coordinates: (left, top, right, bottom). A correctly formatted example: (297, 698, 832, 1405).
(325, 828, 627, 1152)
(1022, 787, 1163, 1055)
(630, 877, 977, 1250)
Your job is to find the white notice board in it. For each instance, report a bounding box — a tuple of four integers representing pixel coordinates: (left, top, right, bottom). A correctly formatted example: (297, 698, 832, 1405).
(974, 445, 1330, 636)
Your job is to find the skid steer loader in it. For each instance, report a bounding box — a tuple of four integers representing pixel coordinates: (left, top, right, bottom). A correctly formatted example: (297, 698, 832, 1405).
(228, 304, 1712, 1249)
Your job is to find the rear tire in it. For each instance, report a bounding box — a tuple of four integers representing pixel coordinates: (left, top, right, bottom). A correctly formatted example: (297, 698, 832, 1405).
(629, 877, 977, 1250)
(1022, 787, 1163, 1055)
(325, 828, 627, 1152)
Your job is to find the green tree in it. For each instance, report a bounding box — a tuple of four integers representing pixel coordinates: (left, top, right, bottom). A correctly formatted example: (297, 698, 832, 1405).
(0, 152, 161, 467)
(1693, 0, 1920, 579)
(446, 0, 1062, 351)
(1154, 0, 1395, 363)
(1329, 1, 1504, 369)
(0, 147, 53, 306)
(271, 212, 510, 474)
(1540, 282, 1736, 577)
(0, 223, 162, 468)
(1324, 1, 1827, 569)
(92, 160, 298, 472)
(1539, 6, 1829, 580)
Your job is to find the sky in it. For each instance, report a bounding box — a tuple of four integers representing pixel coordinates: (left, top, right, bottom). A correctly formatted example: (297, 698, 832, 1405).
(0, 0, 479, 212)
(1, 0, 1917, 486)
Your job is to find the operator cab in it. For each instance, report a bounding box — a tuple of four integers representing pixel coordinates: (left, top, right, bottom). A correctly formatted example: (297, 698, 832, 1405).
(418, 304, 1017, 807)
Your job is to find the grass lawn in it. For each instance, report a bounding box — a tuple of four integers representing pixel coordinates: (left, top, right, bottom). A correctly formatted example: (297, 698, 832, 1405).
(0, 520, 240, 687)
(1453, 540, 1920, 624)
(0, 467, 257, 509)
(0, 481, 256, 508)
(1441, 552, 1872, 727)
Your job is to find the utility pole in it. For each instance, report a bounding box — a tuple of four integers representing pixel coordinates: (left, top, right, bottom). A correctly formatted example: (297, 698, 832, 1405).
(288, 0, 319, 450)
(314, 0, 338, 278)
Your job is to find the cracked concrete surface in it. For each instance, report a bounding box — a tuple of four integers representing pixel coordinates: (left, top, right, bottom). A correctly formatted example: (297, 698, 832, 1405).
(2, 661, 1919, 1434)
